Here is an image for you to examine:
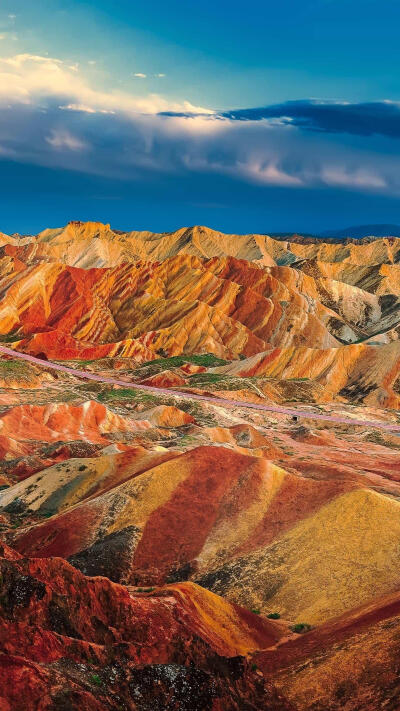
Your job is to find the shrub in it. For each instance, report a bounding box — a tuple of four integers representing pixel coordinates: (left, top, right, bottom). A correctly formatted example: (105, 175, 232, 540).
(267, 612, 281, 619)
(290, 623, 312, 634)
(89, 673, 102, 686)
(251, 608, 261, 615)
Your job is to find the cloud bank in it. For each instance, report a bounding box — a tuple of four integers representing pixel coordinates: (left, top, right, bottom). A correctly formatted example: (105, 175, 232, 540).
(0, 52, 399, 200)
(220, 100, 400, 139)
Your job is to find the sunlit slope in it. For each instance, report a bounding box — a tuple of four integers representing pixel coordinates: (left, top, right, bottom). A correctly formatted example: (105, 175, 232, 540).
(7, 221, 400, 268)
(0, 250, 399, 371)
(212, 341, 400, 407)
(6, 447, 400, 626)
(196, 488, 400, 624)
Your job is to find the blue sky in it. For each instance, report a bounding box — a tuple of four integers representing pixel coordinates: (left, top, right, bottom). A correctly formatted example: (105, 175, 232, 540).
(1, 0, 400, 234)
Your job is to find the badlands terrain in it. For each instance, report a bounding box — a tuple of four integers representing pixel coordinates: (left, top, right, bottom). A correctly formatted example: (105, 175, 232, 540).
(0, 221, 400, 710)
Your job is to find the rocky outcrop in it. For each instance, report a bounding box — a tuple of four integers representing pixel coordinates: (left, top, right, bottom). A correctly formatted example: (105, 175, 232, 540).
(0, 542, 293, 711)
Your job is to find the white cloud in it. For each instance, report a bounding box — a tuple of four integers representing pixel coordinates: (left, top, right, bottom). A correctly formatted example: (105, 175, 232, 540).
(242, 161, 303, 186)
(155, 73, 166, 78)
(2, 54, 63, 68)
(0, 53, 211, 115)
(133, 72, 146, 78)
(321, 167, 386, 189)
(46, 129, 88, 151)
(59, 103, 115, 114)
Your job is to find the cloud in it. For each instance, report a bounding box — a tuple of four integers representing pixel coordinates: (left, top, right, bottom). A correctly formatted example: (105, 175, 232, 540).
(0, 53, 211, 114)
(133, 73, 147, 79)
(163, 99, 400, 141)
(241, 161, 303, 186)
(219, 100, 400, 139)
(321, 167, 386, 189)
(0, 52, 398, 200)
(155, 73, 166, 78)
(46, 130, 88, 151)
(59, 103, 116, 115)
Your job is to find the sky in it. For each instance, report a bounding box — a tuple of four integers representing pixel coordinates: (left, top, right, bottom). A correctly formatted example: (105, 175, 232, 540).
(1, 0, 400, 234)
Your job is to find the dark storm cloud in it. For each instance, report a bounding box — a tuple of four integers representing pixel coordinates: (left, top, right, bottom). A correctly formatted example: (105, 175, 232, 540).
(162, 100, 400, 140)
(222, 100, 400, 139)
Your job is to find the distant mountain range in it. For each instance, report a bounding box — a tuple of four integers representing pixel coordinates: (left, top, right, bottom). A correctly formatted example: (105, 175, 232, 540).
(271, 224, 400, 241)
(321, 224, 400, 239)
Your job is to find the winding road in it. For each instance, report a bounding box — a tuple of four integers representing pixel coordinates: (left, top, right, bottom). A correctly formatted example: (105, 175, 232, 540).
(1, 344, 400, 433)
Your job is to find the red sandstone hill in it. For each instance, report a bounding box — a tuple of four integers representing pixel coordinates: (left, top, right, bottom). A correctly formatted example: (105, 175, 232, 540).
(0, 247, 399, 404)
(0, 541, 293, 711)
(256, 589, 400, 710)
(1, 222, 400, 709)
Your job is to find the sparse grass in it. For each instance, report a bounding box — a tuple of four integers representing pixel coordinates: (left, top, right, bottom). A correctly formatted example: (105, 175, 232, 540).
(97, 387, 158, 406)
(177, 434, 198, 447)
(286, 377, 310, 382)
(187, 373, 225, 385)
(69, 359, 98, 367)
(135, 353, 228, 377)
(97, 385, 216, 425)
(0, 333, 20, 343)
(175, 399, 216, 426)
(0, 360, 33, 378)
(186, 373, 270, 395)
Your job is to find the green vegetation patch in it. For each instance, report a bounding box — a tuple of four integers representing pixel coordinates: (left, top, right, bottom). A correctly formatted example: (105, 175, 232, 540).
(291, 622, 313, 634)
(135, 353, 228, 377)
(0, 359, 34, 379)
(70, 359, 98, 367)
(187, 373, 268, 392)
(97, 385, 216, 426)
(97, 387, 158, 406)
(89, 673, 102, 686)
(286, 377, 310, 382)
(0, 333, 21, 343)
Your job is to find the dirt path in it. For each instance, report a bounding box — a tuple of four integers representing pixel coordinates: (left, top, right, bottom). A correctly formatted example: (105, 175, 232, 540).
(1, 344, 400, 433)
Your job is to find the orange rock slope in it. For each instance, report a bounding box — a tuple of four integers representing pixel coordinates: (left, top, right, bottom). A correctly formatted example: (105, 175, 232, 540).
(1, 221, 400, 710)
(0, 222, 399, 406)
